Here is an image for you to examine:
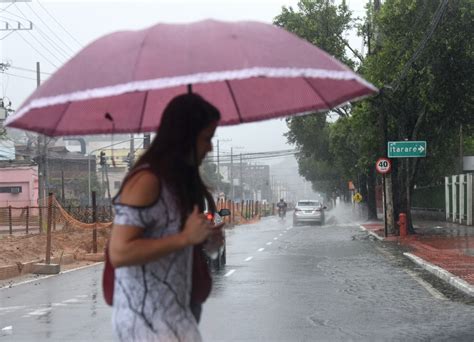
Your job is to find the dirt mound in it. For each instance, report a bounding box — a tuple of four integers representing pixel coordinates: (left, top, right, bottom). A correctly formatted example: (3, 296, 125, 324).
(0, 228, 110, 266)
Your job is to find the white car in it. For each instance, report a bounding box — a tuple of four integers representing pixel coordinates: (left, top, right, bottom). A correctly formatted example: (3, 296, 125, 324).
(293, 200, 326, 226)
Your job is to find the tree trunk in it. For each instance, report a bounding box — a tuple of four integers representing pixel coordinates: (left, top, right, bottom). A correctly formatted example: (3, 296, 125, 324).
(366, 169, 378, 220)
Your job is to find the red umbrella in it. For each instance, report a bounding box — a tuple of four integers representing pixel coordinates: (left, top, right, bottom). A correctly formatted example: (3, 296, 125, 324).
(5, 20, 377, 136)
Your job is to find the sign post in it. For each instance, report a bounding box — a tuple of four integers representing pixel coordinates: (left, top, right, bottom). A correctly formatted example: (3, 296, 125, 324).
(376, 158, 392, 237)
(388, 141, 427, 235)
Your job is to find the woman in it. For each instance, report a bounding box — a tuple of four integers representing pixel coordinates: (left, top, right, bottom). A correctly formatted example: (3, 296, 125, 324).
(109, 93, 223, 341)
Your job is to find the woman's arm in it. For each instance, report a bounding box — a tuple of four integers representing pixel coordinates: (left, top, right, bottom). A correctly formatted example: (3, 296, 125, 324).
(109, 170, 212, 268)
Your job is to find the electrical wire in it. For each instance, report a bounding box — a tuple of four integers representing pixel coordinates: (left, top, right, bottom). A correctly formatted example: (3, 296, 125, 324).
(391, 0, 449, 91)
(8, 65, 53, 76)
(0, 29, 15, 40)
(0, 2, 14, 13)
(10, 4, 67, 65)
(24, 2, 76, 56)
(15, 30, 59, 68)
(1, 71, 37, 81)
(36, 0, 82, 48)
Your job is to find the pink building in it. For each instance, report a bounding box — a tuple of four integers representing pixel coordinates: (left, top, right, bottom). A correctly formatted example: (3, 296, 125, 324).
(0, 162, 39, 207)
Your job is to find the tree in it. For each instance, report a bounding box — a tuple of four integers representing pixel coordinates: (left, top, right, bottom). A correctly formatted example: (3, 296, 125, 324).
(362, 0, 473, 231)
(275, 0, 380, 218)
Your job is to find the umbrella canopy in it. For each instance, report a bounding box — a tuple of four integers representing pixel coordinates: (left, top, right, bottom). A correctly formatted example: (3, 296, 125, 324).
(5, 20, 377, 136)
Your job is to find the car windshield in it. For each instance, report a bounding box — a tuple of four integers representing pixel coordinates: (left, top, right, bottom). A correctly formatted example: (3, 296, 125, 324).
(297, 201, 320, 207)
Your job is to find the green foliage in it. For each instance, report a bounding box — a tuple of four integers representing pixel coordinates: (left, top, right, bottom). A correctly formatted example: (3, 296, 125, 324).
(276, 0, 473, 206)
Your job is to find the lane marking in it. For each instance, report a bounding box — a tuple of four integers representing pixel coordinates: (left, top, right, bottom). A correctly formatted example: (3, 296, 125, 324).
(24, 307, 52, 317)
(258, 248, 264, 252)
(1, 326, 12, 335)
(62, 298, 81, 304)
(0, 262, 103, 290)
(273, 237, 278, 240)
(224, 269, 236, 277)
(266, 242, 272, 246)
(405, 269, 447, 300)
(279, 234, 283, 236)
(245, 257, 253, 262)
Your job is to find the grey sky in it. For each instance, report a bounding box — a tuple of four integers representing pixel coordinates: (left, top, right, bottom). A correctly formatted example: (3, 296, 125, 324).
(0, 0, 366, 154)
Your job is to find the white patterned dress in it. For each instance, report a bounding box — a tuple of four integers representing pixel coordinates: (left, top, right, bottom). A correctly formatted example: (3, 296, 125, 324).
(112, 183, 201, 342)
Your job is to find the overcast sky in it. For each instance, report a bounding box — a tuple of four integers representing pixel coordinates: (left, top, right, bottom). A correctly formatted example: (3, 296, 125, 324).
(0, 0, 366, 155)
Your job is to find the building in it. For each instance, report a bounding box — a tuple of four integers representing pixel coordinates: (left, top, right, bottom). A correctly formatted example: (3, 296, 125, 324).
(0, 160, 38, 207)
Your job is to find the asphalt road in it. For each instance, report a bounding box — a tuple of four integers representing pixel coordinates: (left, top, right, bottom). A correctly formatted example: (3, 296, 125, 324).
(1, 205, 474, 341)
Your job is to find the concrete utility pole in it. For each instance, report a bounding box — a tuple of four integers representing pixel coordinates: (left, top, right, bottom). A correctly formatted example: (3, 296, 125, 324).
(230, 147, 234, 201)
(240, 153, 243, 201)
(36, 62, 46, 230)
(0, 1, 33, 34)
(129, 134, 135, 170)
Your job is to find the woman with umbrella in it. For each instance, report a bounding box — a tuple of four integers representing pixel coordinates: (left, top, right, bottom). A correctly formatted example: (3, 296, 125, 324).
(108, 93, 224, 341)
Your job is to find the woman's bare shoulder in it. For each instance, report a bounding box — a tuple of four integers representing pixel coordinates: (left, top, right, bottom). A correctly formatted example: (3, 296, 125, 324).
(119, 169, 161, 207)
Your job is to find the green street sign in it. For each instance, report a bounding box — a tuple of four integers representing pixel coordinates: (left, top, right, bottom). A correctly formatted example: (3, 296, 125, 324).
(388, 141, 427, 158)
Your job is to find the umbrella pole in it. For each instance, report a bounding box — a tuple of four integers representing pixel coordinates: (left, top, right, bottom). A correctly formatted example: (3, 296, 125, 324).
(187, 84, 192, 94)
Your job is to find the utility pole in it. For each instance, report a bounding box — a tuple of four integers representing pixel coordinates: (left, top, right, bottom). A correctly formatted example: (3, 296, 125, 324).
(240, 153, 243, 201)
(36, 61, 46, 231)
(230, 147, 234, 201)
(460, 124, 464, 173)
(0, 1, 33, 34)
(217, 140, 220, 193)
(129, 134, 135, 170)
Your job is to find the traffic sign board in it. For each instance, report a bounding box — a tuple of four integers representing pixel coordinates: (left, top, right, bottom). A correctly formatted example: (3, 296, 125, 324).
(388, 141, 427, 158)
(353, 192, 363, 203)
(376, 158, 391, 174)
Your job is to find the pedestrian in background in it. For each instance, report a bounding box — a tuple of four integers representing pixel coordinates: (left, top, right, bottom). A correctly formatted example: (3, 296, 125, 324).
(109, 93, 224, 341)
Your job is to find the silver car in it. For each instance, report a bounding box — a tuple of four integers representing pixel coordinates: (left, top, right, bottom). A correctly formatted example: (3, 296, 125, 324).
(293, 200, 326, 226)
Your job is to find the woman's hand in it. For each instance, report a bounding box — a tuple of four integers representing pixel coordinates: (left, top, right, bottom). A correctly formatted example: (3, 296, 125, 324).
(182, 206, 213, 245)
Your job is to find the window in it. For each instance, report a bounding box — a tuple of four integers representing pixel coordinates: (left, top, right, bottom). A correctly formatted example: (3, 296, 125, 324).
(0, 186, 22, 194)
(297, 201, 320, 207)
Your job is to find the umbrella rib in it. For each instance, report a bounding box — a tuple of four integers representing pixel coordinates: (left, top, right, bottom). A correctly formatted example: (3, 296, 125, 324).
(138, 91, 149, 132)
(225, 80, 243, 123)
(51, 102, 72, 136)
(303, 77, 332, 111)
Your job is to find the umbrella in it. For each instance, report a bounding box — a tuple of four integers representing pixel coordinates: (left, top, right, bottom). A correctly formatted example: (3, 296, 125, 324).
(5, 20, 377, 136)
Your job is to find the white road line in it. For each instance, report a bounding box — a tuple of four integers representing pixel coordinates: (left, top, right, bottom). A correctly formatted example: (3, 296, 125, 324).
(273, 237, 278, 240)
(405, 270, 447, 300)
(0, 262, 103, 290)
(245, 257, 253, 262)
(1, 326, 12, 335)
(279, 234, 283, 236)
(61, 262, 103, 274)
(266, 242, 272, 246)
(63, 298, 81, 304)
(258, 248, 264, 252)
(24, 307, 52, 317)
(224, 269, 236, 277)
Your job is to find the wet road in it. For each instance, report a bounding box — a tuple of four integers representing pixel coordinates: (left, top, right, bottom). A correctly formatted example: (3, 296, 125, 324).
(1, 206, 474, 341)
(201, 207, 474, 341)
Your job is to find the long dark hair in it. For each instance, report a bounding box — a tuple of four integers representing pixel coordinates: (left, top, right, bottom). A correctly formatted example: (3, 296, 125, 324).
(133, 93, 220, 223)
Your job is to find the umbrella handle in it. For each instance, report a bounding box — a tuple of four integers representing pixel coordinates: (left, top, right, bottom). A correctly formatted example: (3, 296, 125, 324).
(187, 84, 193, 94)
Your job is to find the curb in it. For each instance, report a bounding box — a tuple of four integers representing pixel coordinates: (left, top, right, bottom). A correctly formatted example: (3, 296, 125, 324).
(359, 225, 384, 241)
(403, 252, 474, 297)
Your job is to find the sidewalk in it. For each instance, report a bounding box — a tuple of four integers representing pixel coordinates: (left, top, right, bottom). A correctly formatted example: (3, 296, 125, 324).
(360, 219, 474, 297)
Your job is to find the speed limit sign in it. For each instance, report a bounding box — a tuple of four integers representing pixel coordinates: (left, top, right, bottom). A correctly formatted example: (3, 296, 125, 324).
(376, 158, 392, 174)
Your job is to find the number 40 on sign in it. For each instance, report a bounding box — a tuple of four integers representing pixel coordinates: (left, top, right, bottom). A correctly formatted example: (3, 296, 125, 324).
(375, 158, 391, 174)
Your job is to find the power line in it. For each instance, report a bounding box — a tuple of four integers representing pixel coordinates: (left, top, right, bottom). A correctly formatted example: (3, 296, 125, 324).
(15, 32, 59, 68)
(1, 71, 36, 81)
(392, 0, 449, 91)
(24, 2, 76, 55)
(36, 0, 82, 48)
(12, 4, 70, 62)
(8, 65, 53, 75)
